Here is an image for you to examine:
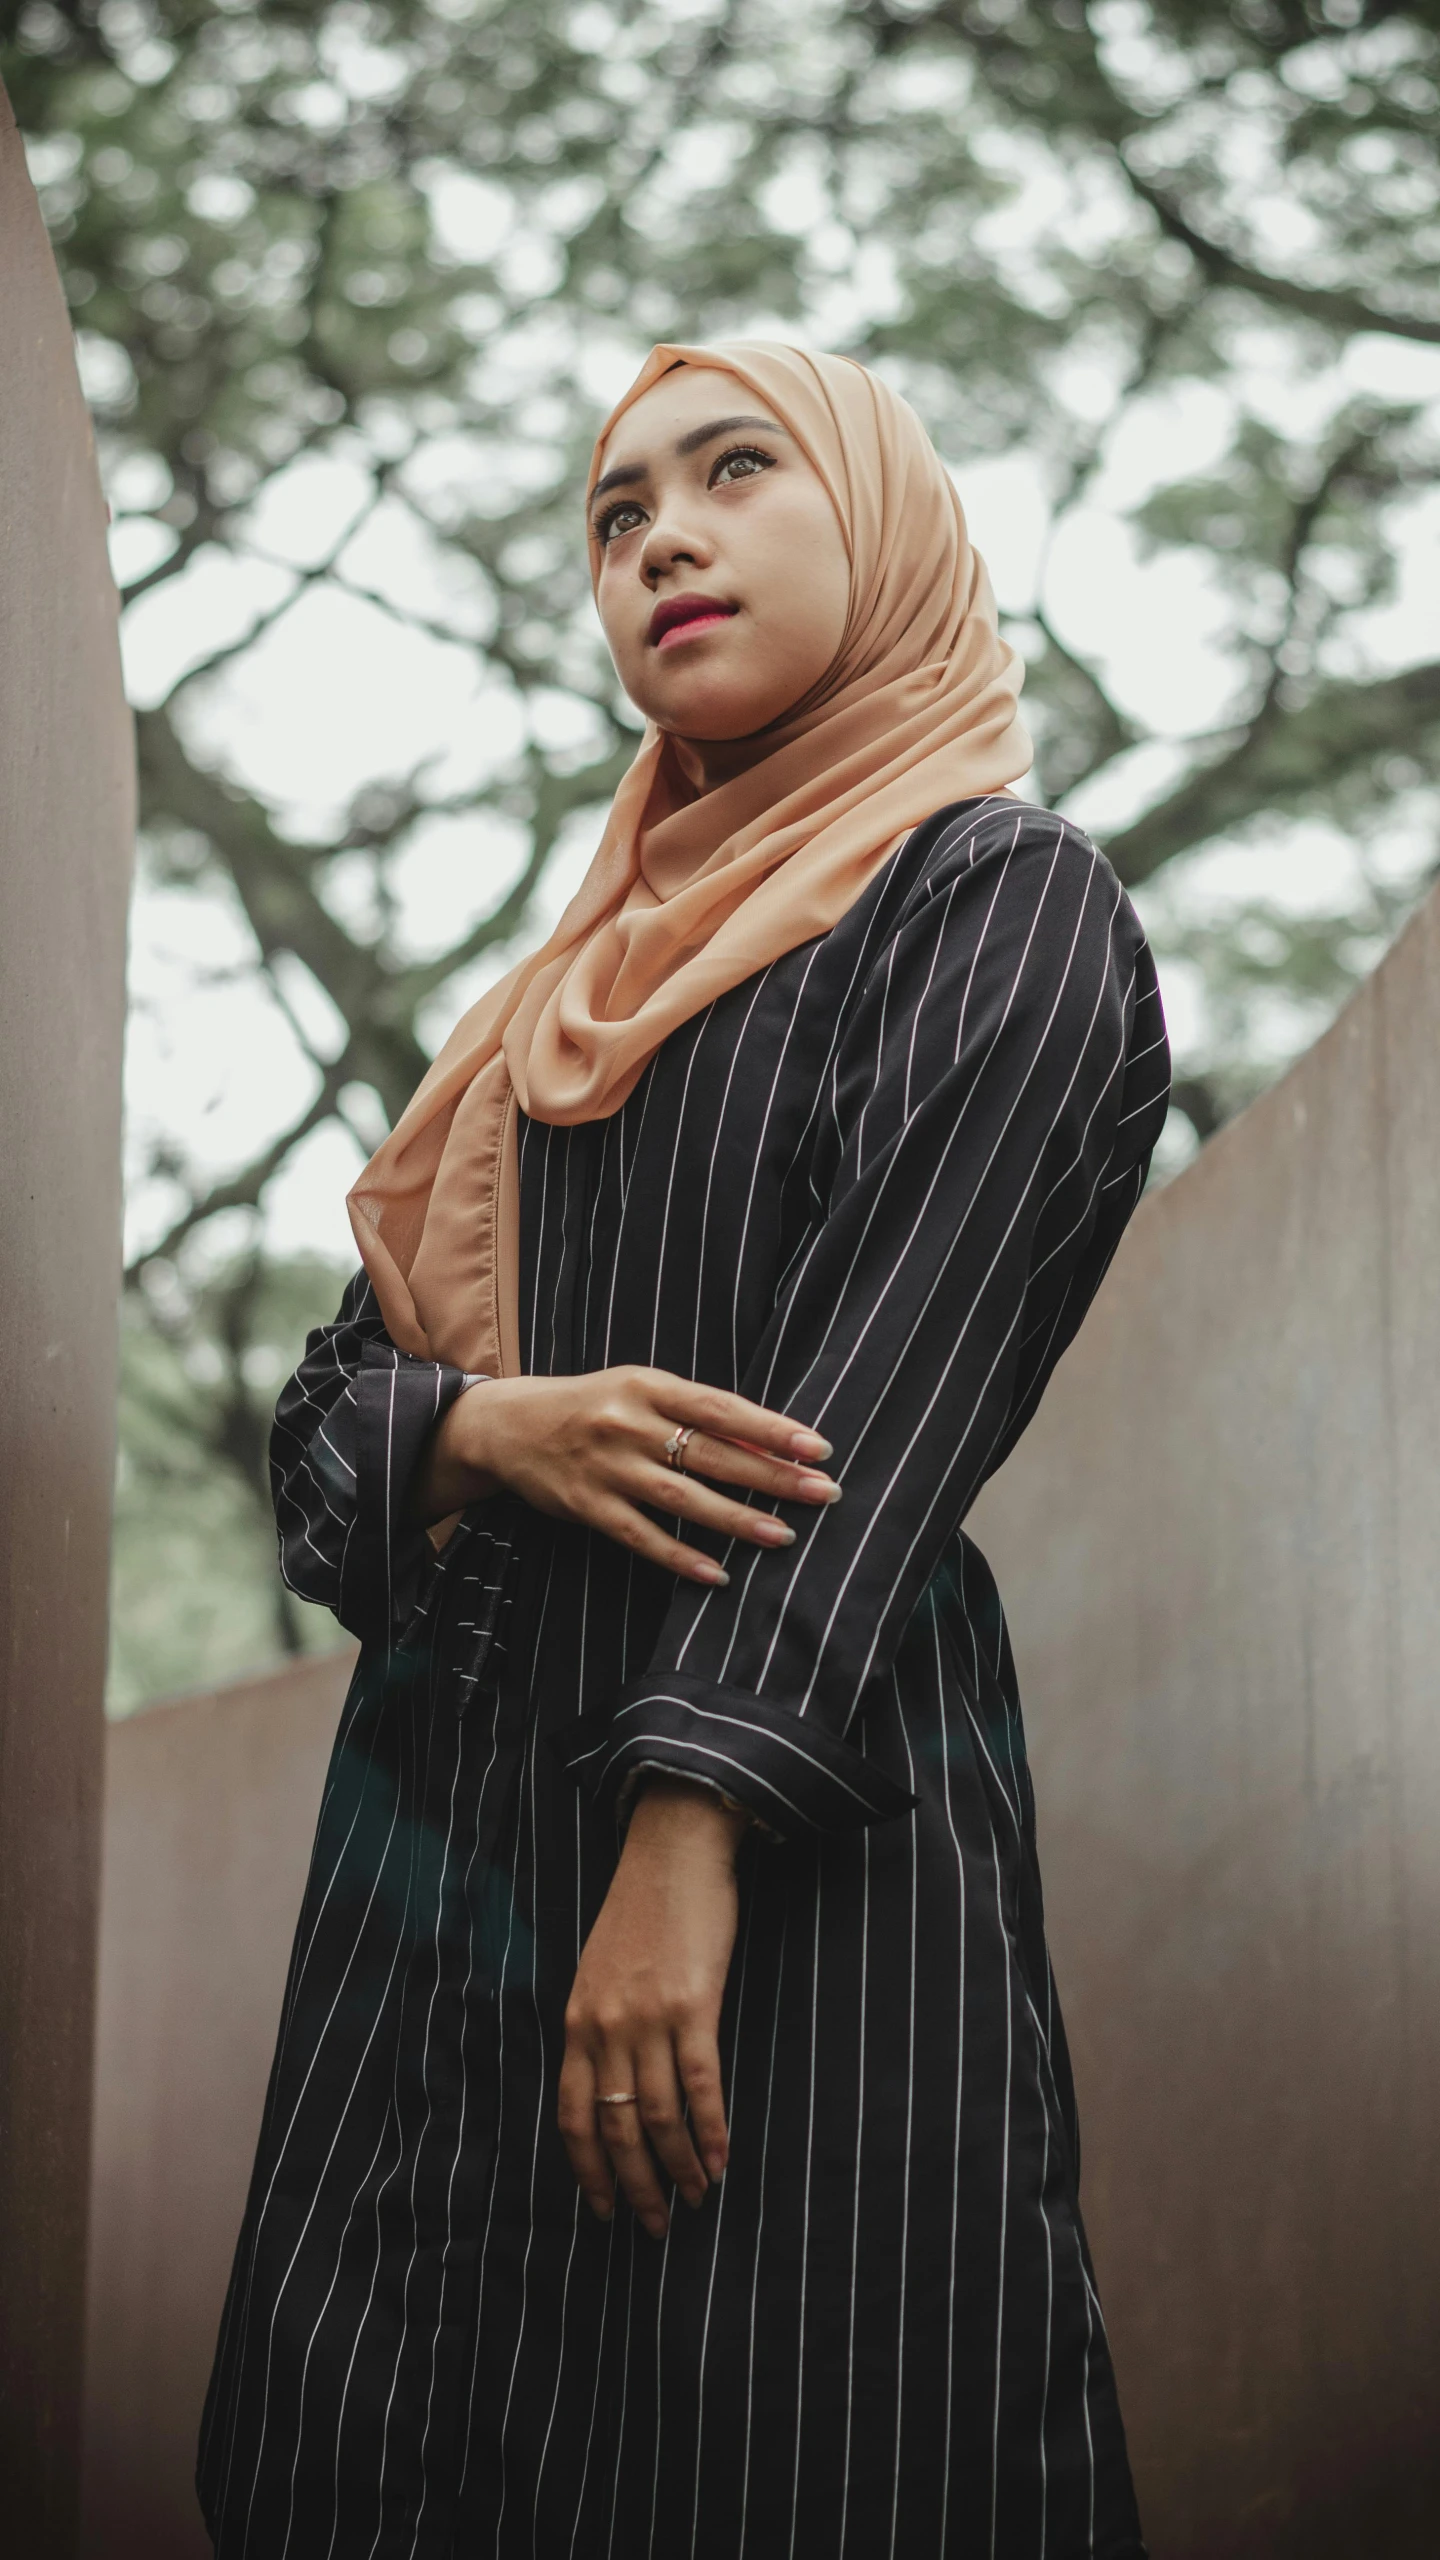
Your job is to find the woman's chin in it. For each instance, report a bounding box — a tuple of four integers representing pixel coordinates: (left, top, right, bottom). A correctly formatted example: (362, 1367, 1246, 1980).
(652, 685, 792, 747)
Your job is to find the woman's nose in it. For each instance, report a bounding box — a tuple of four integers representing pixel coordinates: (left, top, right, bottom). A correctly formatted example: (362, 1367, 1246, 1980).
(639, 511, 712, 584)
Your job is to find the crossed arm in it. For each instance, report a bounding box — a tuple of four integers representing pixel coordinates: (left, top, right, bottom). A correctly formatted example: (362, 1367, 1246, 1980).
(415, 1359, 840, 2238)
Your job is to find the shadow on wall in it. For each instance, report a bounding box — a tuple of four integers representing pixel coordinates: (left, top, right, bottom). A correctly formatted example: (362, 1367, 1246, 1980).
(79, 884, 1440, 2560)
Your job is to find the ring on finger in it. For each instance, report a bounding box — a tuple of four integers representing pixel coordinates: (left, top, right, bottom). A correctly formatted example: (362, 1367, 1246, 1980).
(598, 2089, 638, 2106)
(662, 1425, 695, 1474)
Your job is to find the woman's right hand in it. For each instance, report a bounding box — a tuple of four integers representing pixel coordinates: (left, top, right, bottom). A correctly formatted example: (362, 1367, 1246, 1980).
(412, 1364, 840, 1585)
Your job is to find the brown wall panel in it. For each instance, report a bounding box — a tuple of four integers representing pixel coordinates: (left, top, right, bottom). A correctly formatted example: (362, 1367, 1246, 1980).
(82, 1652, 353, 2560)
(971, 881, 1440, 2555)
(79, 904, 1440, 2551)
(0, 83, 134, 2556)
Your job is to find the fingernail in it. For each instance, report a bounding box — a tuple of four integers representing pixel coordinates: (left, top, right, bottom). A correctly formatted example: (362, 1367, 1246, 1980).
(697, 1563, 730, 1586)
(754, 1520, 796, 1545)
(799, 1476, 841, 1503)
(792, 1431, 833, 1460)
(706, 2156, 726, 2181)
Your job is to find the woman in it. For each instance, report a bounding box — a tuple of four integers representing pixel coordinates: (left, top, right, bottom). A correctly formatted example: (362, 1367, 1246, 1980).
(200, 342, 1169, 2559)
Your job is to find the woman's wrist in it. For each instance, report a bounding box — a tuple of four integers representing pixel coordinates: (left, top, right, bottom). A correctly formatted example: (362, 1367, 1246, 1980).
(411, 1375, 511, 1523)
(624, 1774, 749, 1863)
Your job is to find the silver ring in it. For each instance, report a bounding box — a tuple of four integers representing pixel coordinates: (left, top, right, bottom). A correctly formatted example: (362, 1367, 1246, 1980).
(663, 1425, 695, 1473)
(598, 2090, 638, 2106)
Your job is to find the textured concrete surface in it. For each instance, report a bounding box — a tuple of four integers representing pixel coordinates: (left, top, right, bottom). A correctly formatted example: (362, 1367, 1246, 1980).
(971, 879, 1440, 2556)
(82, 1650, 354, 2560)
(78, 891, 1440, 2555)
(0, 81, 133, 2555)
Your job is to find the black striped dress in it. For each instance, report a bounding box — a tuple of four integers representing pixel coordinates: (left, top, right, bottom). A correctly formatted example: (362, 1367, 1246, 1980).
(199, 796, 1169, 2560)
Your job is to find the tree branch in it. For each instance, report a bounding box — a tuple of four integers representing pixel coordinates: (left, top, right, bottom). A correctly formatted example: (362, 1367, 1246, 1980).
(1103, 660, 1440, 884)
(134, 706, 636, 1110)
(135, 706, 434, 1114)
(1028, 606, 1141, 804)
(124, 1074, 345, 1281)
(1169, 1075, 1223, 1144)
(118, 497, 228, 607)
(157, 481, 391, 711)
(908, 4, 1440, 349)
(1122, 169, 1440, 350)
(404, 737, 636, 1001)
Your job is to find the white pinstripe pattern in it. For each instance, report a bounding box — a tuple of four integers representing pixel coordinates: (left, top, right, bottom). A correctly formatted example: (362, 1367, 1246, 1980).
(929, 1592, 969, 2560)
(687, 1893, 754, 2558)
(740, 1901, 787, 2539)
(201, 799, 1166, 2560)
(887, 1672, 921, 2560)
(836, 1817, 869, 2560)
(786, 1868, 824, 2560)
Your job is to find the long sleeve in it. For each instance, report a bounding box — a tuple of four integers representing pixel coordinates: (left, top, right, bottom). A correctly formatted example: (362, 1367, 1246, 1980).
(560, 807, 1169, 1834)
(269, 1271, 472, 1645)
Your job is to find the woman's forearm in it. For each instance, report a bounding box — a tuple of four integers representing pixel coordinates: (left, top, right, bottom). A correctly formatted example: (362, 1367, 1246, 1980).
(559, 1773, 746, 2234)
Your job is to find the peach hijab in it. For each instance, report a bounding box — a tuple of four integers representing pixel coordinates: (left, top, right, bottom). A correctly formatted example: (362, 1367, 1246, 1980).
(347, 340, 1032, 1377)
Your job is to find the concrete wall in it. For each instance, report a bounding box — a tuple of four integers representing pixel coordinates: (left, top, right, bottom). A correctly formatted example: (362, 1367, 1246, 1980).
(78, 891, 1440, 2553)
(971, 878, 1440, 2555)
(0, 85, 134, 2556)
(82, 1652, 354, 2560)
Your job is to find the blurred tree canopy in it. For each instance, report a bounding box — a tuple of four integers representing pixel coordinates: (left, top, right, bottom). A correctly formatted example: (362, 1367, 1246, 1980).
(3, 0, 1438, 1697)
(108, 1252, 347, 1706)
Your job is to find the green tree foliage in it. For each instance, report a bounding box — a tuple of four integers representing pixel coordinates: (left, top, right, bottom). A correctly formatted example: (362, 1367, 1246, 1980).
(4, 0, 1438, 1697)
(108, 1252, 349, 1705)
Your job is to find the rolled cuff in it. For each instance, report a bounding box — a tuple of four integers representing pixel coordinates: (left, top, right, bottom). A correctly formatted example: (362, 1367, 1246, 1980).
(555, 1670, 918, 1839)
(342, 1342, 474, 1641)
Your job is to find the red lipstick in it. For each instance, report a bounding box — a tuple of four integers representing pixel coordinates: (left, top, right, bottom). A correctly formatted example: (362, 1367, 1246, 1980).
(647, 592, 739, 650)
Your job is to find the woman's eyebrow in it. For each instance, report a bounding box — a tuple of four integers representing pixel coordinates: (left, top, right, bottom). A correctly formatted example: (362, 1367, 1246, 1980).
(590, 414, 792, 508)
(673, 412, 791, 458)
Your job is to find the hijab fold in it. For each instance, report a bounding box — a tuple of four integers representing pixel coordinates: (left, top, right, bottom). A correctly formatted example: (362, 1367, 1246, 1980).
(348, 341, 1032, 1376)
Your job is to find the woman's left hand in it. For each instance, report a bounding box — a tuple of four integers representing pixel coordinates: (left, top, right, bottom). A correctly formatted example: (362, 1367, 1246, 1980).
(558, 1778, 747, 2238)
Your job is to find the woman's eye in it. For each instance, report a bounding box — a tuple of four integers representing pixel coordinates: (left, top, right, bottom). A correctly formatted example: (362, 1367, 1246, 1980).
(594, 500, 646, 546)
(710, 446, 773, 487)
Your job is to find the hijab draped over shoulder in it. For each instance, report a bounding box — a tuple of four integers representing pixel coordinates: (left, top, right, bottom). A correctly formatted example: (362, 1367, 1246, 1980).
(347, 340, 1032, 1378)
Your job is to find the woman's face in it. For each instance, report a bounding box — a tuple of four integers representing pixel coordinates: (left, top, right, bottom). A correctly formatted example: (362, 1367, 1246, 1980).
(590, 365, 851, 762)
